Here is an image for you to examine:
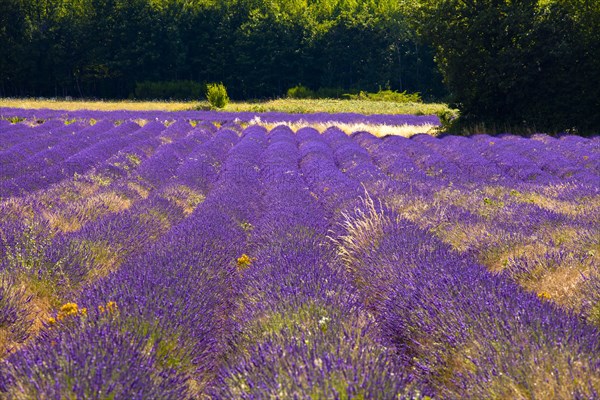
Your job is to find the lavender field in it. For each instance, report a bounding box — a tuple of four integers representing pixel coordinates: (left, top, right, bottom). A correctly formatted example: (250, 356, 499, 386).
(0, 110, 599, 399)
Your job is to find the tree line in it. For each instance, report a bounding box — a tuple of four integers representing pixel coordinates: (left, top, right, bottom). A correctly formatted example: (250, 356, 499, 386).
(0, 0, 444, 100)
(1, 0, 599, 133)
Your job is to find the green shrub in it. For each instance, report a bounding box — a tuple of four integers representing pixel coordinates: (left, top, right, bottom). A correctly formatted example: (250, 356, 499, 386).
(345, 89, 422, 103)
(287, 85, 315, 99)
(288, 86, 356, 99)
(7, 117, 25, 124)
(134, 80, 204, 100)
(315, 87, 353, 99)
(436, 109, 459, 130)
(206, 83, 229, 109)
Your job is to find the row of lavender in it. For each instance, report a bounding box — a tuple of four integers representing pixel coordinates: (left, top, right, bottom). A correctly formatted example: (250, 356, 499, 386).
(1, 121, 411, 398)
(0, 115, 599, 398)
(355, 131, 600, 323)
(0, 118, 231, 357)
(317, 127, 599, 397)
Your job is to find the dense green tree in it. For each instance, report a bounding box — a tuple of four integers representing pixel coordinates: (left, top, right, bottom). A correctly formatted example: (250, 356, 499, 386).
(410, 0, 600, 133)
(0, 0, 444, 99)
(0, 0, 28, 95)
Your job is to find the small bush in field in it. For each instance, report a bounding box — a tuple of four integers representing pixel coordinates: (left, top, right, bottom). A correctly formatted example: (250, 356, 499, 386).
(287, 85, 315, 99)
(206, 83, 229, 109)
(345, 89, 422, 103)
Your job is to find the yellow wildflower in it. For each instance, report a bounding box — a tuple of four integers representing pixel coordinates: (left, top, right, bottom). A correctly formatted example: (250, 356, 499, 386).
(538, 291, 551, 300)
(60, 303, 79, 316)
(237, 254, 254, 271)
(47, 317, 56, 325)
(106, 301, 118, 313)
(98, 305, 105, 313)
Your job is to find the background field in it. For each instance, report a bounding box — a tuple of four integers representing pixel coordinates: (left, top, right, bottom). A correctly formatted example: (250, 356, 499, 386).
(2, 0, 598, 133)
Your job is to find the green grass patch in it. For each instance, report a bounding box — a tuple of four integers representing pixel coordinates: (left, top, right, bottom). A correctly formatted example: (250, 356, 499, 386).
(0, 97, 451, 116)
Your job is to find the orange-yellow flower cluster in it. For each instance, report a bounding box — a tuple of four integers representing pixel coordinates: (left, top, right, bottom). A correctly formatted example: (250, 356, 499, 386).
(48, 302, 88, 325)
(98, 301, 118, 314)
(236, 254, 255, 271)
(537, 291, 551, 301)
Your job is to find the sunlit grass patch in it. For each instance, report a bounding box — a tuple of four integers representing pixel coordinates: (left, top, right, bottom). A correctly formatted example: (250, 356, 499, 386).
(54, 180, 99, 203)
(125, 153, 143, 167)
(476, 184, 600, 220)
(334, 193, 388, 275)
(136, 207, 175, 240)
(220, 295, 406, 398)
(131, 118, 149, 127)
(131, 318, 196, 372)
(0, 98, 195, 112)
(42, 191, 132, 233)
(382, 183, 600, 319)
(436, 329, 600, 399)
(434, 221, 492, 253)
(0, 273, 36, 357)
(0, 272, 64, 359)
(160, 185, 206, 215)
(74, 239, 121, 282)
(499, 241, 596, 309)
(0, 97, 451, 115)
(159, 136, 173, 145)
(228, 98, 451, 115)
(240, 301, 334, 345)
(0, 198, 36, 222)
(90, 191, 132, 213)
(248, 117, 437, 138)
(386, 193, 433, 225)
(127, 181, 151, 198)
(515, 190, 600, 218)
(41, 211, 82, 233)
(88, 173, 113, 187)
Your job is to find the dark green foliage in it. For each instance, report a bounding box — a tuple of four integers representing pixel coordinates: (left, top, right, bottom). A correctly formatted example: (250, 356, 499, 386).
(0, 0, 445, 100)
(345, 89, 422, 103)
(134, 81, 205, 100)
(206, 83, 229, 109)
(411, 0, 600, 134)
(287, 86, 358, 100)
(287, 85, 316, 99)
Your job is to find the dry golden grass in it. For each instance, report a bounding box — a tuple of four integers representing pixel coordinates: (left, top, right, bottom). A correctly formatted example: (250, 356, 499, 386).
(128, 182, 151, 199)
(0, 97, 451, 115)
(160, 185, 206, 215)
(330, 193, 399, 307)
(0, 98, 194, 112)
(0, 275, 53, 360)
(386, 192, 433, 225)
(250, 119, 438, 138)
(333, 193, 387, 271)
(82, 240, 122, 282)
(230, 98, 451, 115)
(518, 191, 600, 218)
(42, 192, 132, 233)
(441, 332, 600, 400)
(382, 183, 600, 322)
